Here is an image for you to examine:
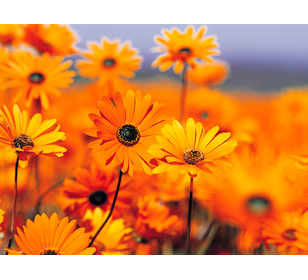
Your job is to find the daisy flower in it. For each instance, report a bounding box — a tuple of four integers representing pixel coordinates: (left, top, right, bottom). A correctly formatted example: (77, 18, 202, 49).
(63, 163, 133, 219)
(5, 213, 96, 255)
(0, 24, 24, 46)
(23, 24, 78, 56)
(148, 118, 237, 178)
(0, 104, 66, 168)
(77, 38, 142, 87)
(85, 89, 165, 176)
(0, 51, 75, 110)
(152, 26, 219, 74)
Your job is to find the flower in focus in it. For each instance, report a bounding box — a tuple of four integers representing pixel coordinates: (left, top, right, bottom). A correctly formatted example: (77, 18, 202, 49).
(63, 163, 133, 219)
(6, 212, 96, 255)
(0, 51, 75, 110)
(85, 89, 165, 176)
(262, 209, 308, 255)
(152, 26, 219, 74)
(0, 104, 67, 168)
(0, 24, 24, 46)
(148, 118, 237, 178)
(23, 24, 77, 56)
(186, 61, 229, 87)
(83, 208, 133, 255)
(77, 39, 142, 88)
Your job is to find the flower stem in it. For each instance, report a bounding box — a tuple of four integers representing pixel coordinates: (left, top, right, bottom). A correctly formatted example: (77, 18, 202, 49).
(35, 99, 41, 200)
(185, 177, 194, 255)
(6, 155, 19, 254)
(88, 169, 123, 247)
(179, 63, 188, 123)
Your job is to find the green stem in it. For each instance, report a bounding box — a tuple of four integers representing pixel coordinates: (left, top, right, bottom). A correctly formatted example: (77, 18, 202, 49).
(185, 177, 194, 255)
(179, 63, 188, 123)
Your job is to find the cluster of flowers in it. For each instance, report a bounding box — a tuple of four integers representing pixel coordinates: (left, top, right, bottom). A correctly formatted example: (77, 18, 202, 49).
(0, 24, 307, 255)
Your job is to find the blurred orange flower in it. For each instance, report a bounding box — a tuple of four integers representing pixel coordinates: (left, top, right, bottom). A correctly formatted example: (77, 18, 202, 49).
(0, 51, 75, 110)
(0, 104, 67, 168)
(149, 118, 237, 178)
(6, 212, 96, 255)
(186, 61, 229, 87)
(0, 24, 24, 46)
(83, 208, 133, 255)
(23, 24, 77, 56)
(85, 89, 165, 176)
(77, 38, 142, 88)
(0, 200, 4, 231)
(63, 163, 133, 219)
(262, 209, 308, 254)
(152, 26, 219, 74)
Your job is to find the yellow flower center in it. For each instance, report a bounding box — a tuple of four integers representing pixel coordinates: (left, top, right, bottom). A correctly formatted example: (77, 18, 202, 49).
(103, 58, 116, 68)
(246, 197, 270, 215)
(282, 229, 297, 241)
(89, 190, 108, 206)
(14, 134, 34, 149)
(116, 124, 140, 147)
(183, 149, 204, 165)
(28, 72, 45, 84)
(41, 249, 60, 255)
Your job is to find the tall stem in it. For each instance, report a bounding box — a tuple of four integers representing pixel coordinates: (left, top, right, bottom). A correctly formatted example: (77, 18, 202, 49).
(88, 169, 123, 247)
(6, 155, 19, 254)
(35, 98, 41, 199)
(185, 177, 194, 255)
(179, 63, 188, 123)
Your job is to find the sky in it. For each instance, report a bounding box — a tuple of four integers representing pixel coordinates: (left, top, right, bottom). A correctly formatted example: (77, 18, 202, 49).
(70, 24, 308, 92)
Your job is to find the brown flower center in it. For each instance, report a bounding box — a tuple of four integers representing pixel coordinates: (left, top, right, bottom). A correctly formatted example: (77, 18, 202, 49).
(103, 58, 116, 68)
(28, 72, 45, 84)
(89, 190, 108, 206)
(14, 134, 34, 149)
(41, 249, 60, 255)
(183, 149, 204, 165)
(282, 229, 297, 241)
(246, 196, 270, 215)
(116, 124, 140, 147)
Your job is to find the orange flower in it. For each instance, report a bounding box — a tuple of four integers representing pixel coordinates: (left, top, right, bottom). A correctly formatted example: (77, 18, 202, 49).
(0, 200, 4, 231)
(63, 163, 133, 219)
(5, 212, 96, 255)
(152, 26, 219, 74)
(23, 24, 77, 56)
(0, 24, 24, 46)
(0, 104, 66, 168)
(186, 61, 229, 87)
(85, 89, 165, 176)
(148, 118, 237, 178)
(77, 39, 142, 87)
(83, 208, 133, 255)
(0, 51, 75, 110)
(262, 209, 308, 255)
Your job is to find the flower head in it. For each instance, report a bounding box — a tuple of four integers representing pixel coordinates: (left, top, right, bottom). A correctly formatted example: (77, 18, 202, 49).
(0, 24, 24, 46)
(77, 39, 142, 87)
(85, 89, 165, 176)
(23, 24, 78, 56)
(0, 51, 75, 110)
(152, 26, 219, 74)
(0, 104, 66, 167)
(63, 163, 133, 218)
(148, 118, 237, 178)
(5, 213, 96, 255)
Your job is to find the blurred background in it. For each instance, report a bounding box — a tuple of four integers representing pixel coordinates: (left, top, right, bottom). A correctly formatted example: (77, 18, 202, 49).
(71, 24, 308, 93)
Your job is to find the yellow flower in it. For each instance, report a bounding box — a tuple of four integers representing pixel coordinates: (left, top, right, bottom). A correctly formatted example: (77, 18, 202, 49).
(148, 118, 237, 178)
(0, 104, 66, 167)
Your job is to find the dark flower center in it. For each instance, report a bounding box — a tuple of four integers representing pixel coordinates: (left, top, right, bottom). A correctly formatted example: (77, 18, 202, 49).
(89, 190, 108, 206)
(103, 58, 116, 68)
(41, 249, 59, 255)
(183, 149, 204, 165)
(246, 197, 270, 215)
(28, 72, 45, 84)
(14, 134, 34, 149)
(282, 229, 297, 241)
(179, 47, 192, 55)
(116, 124, 140, 147)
